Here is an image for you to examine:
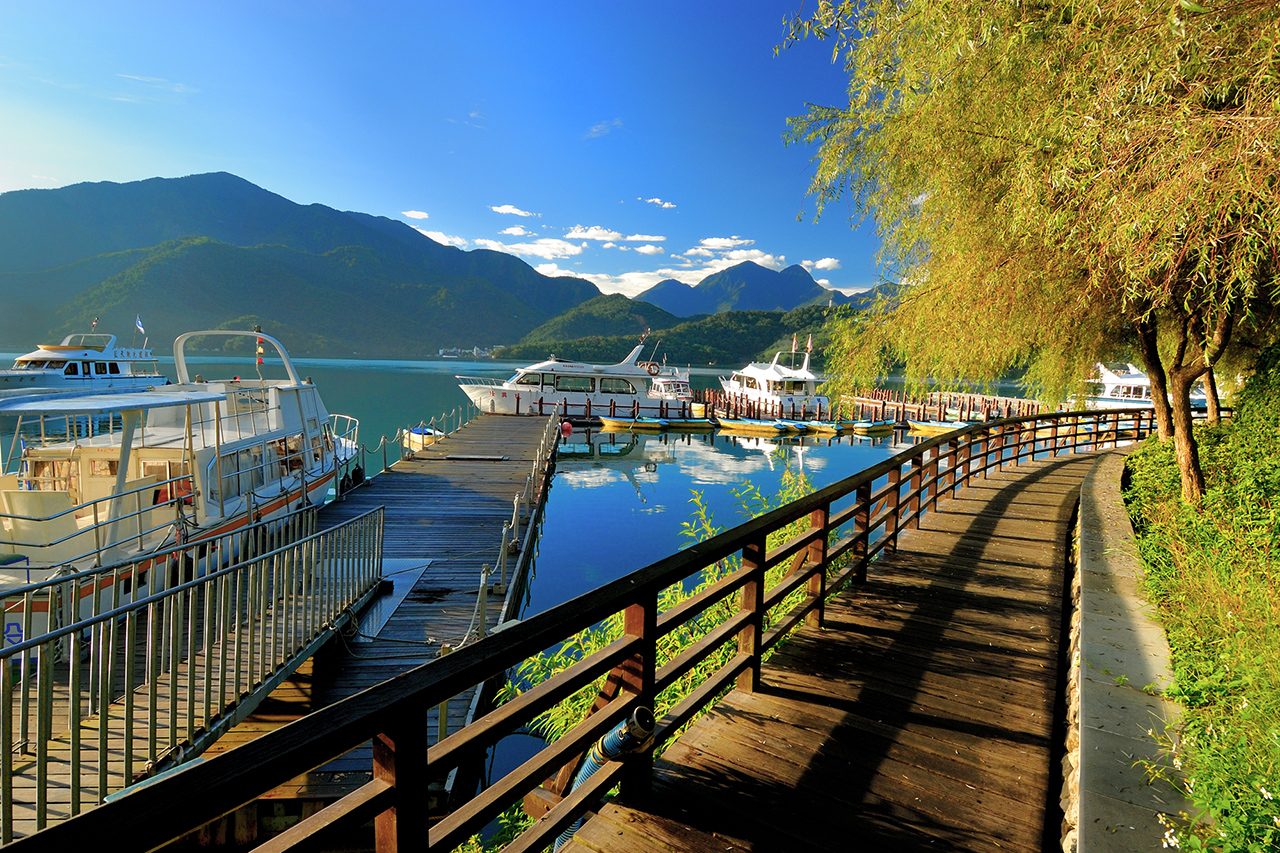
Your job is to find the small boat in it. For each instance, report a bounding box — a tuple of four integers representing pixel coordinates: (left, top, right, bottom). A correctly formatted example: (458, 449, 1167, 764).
(719, 346, 830, 420)
(404, 425, 444, 451)
(774, 419, 811, 434)
(844, 419, 897, 435)
(907, 420, 976, 437)
(0, 332, 165, 398)
(1, 330, 359, 641)
(716, 417, 791, 435)
(599, 416, 670, 432)
(457, 342, 693, 419)
(661, 418, 716, 432)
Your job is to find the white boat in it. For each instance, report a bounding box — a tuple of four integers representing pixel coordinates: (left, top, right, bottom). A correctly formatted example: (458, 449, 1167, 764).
(719, 350, 831, 419)
(1086, 363, 1207, 409)
(457, 344, 694, 419)
(0, 330, 359, 642)
(0, 333, 165, 398)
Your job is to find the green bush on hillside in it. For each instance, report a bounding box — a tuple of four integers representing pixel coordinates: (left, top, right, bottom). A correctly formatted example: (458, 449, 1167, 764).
(1125, 345, 1280, 850)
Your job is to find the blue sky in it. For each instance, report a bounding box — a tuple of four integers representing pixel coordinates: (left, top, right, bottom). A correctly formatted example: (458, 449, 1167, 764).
(0, 1, 881, 297)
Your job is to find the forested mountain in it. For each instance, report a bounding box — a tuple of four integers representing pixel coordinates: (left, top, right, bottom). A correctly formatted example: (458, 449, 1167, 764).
(496, 305, 838, 369)
(516, 294, 693, 347)
(634, 261, 853, 316)
(0, 173, 600, 355)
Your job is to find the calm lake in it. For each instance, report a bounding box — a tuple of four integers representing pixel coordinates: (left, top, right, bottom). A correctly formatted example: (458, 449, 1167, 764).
(0, 351, 912, 615)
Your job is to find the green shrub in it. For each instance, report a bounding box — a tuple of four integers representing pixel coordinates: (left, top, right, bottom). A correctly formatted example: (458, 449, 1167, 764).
(1125, 344, 1280, 851)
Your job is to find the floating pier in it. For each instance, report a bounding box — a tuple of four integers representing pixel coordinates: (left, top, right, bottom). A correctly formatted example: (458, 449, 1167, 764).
(192, 413, 558, 843)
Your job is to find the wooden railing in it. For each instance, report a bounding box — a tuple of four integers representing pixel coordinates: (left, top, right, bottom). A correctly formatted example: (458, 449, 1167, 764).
(6, 409, 1156, 851)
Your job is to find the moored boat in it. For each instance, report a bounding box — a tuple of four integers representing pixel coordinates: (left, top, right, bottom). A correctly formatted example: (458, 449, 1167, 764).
(457, 344, 694, 420)
(907, 419, 975, 437)
(718, 344, 830, 420)
(716, 417, 792, 436)
(0, 332, 165, 398)
(0, 330, 359, 641)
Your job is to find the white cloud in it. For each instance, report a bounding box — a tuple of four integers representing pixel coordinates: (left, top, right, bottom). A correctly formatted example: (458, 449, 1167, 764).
(491, 204, 537, 217)
(117, 73, 196, 94)
(816, 278, 831, 286)
(802, 257, 841, 271)
(535, 263, 576, 277)
(644, 198, 677, 209)
(624, 233, 665, 242)
(417, 228, 468, 248)
(722, 249, 784, 268)
(634, 245, 664, 255)
(601, 242, 617, 249)
(402, 210, 430, 220)
(698, 236, 753, 250)
(683, 247, 715, 258)
(585, 118, 623, 138)
(565, 225, 623, 241)
(475, 237, 586, 260)
(501, 225, 530, 236)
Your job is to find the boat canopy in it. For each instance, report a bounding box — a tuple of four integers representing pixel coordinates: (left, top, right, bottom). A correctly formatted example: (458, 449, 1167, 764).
(0, 389, 226, 416)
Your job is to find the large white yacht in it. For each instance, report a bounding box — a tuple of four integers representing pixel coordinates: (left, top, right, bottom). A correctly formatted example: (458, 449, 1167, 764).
(0, 330, 359, 640)
(1087, 362, 1208, 409)
(457, 344, 693, 418)
(0, 333, 165, 398)
(719, 349, 830, 419)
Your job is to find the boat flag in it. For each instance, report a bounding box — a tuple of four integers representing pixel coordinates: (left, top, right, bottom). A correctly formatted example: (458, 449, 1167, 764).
(791, 333, 797, 352)
(91, 317, 98, 330)
(256, 335, 264, 366)
(806, 334, 813, 353)
(135, 315, 145, 335)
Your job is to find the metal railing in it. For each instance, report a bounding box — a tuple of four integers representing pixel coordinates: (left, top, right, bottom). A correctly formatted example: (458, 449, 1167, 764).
(11, 408, 1156, 851)
(0, 506, 385, 841)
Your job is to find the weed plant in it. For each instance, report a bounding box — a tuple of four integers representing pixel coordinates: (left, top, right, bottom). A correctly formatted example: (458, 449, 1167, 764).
(462, 459, 838, 850)
(1125, 345, 1280, 851)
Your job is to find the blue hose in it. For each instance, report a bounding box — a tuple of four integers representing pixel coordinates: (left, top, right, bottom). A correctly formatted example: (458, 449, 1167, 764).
(553, 706, 655, 850)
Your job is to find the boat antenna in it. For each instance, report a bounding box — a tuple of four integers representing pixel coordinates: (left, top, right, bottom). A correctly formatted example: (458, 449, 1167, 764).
(647, 338, 662, 364)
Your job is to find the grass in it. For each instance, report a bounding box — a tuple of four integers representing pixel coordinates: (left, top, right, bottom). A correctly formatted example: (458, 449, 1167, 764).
(1124, 346, 1280, 851)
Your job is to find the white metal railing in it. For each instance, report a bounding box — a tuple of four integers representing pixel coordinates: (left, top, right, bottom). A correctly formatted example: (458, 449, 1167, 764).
(0, 506, 384, 840)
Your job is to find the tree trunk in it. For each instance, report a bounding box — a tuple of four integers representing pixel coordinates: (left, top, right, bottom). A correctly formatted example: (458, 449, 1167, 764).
(1204, 369, 1220, 425)
(1168, 368, 1205, 503)
(1134, 316, 1174, 440)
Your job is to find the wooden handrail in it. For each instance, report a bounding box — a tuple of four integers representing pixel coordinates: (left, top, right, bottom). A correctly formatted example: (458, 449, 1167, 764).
(7, 409, 1161, 851)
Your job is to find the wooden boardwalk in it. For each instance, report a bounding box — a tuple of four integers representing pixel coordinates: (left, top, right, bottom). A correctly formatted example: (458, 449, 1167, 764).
(564, 452, 1094, 853)
(202, 414, 555, 807)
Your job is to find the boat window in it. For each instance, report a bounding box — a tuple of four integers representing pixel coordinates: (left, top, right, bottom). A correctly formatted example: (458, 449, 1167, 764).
(307, 417, 318, 433)
(46, 361, 64, 370)
(108, 362, 121, 375)
(744, 377, 758, 390)
(599, 378, 635, 394)
(285, 434, 305, 471)
(17, 360, 42, 369)
(555, 375, 594, 392)
(93, 362, 108, 375)
(26, 459, 74, 492)
(64, 362, 79, 376)
(89, 459, 120, 477)
(239, 446, 265, 491)
(515, 373, 542, 387)
(785, 380, 807, 393)
(311, 435, 323, 462)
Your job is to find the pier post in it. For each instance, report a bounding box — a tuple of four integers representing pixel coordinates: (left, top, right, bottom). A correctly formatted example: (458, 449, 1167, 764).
(737, 533, 766, 693)
(373, 712, 431, 852)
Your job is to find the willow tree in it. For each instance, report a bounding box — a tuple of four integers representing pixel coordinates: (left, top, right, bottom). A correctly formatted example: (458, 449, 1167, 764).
(784, 0, 1280, 502)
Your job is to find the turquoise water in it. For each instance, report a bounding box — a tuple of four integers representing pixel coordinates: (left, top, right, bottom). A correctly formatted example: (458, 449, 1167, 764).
(0, 351, 908, 612)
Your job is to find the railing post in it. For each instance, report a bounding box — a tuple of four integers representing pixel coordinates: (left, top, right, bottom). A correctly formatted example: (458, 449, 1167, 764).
(854, 481, 872, 583)
(619, 598, 657, 800)
(806, 503, 829, 628)
(373, 707, 432, 852)
(907, 454, 923, 529)
(737, 533, 766, 693)
(886, 465, 902, 552)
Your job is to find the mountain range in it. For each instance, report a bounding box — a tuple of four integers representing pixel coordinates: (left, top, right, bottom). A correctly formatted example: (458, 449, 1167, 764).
(0, 172, 872, 360)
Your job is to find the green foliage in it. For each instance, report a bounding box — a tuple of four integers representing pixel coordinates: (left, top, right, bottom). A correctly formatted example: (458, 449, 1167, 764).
(782, 0, 1280, 435)
(1124, 345, 1280, 849)
(516, 294, 685, 347)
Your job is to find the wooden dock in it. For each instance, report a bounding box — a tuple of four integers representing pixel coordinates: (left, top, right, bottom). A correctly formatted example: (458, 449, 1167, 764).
(197, 414, 556, 829)
(563, 452, 1094, 853)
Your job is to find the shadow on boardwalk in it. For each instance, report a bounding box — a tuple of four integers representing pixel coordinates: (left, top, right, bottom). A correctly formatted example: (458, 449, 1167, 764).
(565, 453, 1097, 853)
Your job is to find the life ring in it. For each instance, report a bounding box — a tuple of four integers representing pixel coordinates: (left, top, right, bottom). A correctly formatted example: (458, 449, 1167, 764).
(645, 362, 659, 376)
